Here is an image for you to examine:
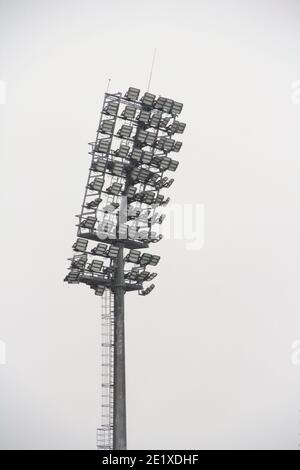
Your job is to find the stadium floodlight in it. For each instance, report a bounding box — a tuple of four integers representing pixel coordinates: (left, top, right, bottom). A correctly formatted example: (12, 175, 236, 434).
(88, 177, 104, 192)
(167, 120, 186, 135)
(156, 137, 175, 152)
(111, 161, 125, 177)
(64, 269, 81, 283)
(149, 255, 160, 266)
(89, 259, 103, 273)
(162, 98, 174, 114)
(115, 145, 130, 159)
(125, 267, 139, 281)
(106, 182, 123, 195)
(139, 253, 161, 267)
(154, 96, 166, 110)
(149, 112, 162, 129)
(126, 186, 137, 199)
(100, 120, 115, 135)
(104, 101, 119, 116)
(92, 159, 106, 173)
(136, 130, 147, 144)
(91, 242, 108, 257)
(95, 139, 110, 154)
(141, 151, 153, 165)
(173, 141, 182, 152)
(94, 285, 106, 296)
(157, 214, 166, 224)
(121, 105, 136, 120)
(144, 192, 156, 205)
(71, 253, 87, 270)
(93, 285, 105, 297)
(65, 84, 186, 451)
(169, 159, 179, 172)
(147, 273, 158, 281)
(72, 238, 88, 252)
(86, 197, 102, 210)
(138, 110, 150, 124)
(137, 271, 150, 283)
(125, 249, 141, 264)
(139, 284, 155, 296)
(80, 216, 97, 230)
(171, 101, 183, 116)
(139, 253, 152, 266)
(146, 132, 156, 146)
(141, 92, 155, 107)
(125, 87, 140, 101)
(117, 124, 133, 139)
(108, 246, 120, 258)
(131, 148, 143, 162)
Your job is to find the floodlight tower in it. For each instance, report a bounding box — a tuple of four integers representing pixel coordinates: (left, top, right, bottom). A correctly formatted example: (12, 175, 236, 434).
(65, 86, 186, 450)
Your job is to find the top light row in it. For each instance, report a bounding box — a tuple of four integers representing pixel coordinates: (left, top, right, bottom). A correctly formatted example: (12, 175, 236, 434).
(121, 87, 183, 116)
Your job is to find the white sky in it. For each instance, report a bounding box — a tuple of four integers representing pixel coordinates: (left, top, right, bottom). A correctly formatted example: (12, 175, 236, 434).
(0, 0, 300, 450)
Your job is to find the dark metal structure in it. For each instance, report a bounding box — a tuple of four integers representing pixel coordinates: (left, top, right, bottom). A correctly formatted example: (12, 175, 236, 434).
(65, 86, 185, 450)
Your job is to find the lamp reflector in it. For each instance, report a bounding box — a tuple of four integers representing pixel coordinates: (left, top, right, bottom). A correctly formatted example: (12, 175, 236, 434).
(125, 87, 140, 101)
(72, 238, 88, 252)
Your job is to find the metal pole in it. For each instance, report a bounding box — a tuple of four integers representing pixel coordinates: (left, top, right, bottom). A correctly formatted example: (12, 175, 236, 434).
(113, 244, 127, 450)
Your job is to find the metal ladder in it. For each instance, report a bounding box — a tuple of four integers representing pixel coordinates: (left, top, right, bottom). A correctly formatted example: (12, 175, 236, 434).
(97, 289, 114, 450)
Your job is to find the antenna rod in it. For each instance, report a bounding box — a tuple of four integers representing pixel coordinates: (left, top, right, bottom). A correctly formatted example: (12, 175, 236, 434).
(147, 49, 157, 92)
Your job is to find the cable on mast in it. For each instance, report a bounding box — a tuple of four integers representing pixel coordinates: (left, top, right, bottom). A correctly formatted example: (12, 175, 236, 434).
(147, 49, 157, 92)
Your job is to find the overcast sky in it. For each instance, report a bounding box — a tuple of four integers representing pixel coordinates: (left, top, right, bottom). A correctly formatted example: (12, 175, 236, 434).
(1, 0, 300, 450)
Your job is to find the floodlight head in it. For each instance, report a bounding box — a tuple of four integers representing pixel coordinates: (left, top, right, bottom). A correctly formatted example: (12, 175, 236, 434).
(162, 98, 174, 114)
(141, 150, 153, 165)
(72, 238, 88, 252)
(141, 92, 156, 107)
(125, 249, 141, 264)
(80, 216, 97, 230)
(117, 124, 133, 139)
(94, 285, 105, 296)
(154, 96, 166, 110)
(115, 145, 130, 159)
(89, 259, 103, 273)
(86, 197, 102, 210)
(71, 253, 87, 270)
(88, 177, 104, 192)
(125, 87, 140, 101)
(126, 186, 137, 199)
(96, 139, 110, 154)
(108, 246, 119, 259)
(171, 101, 183, 116)
(112, 161, 124, 177)
(138, 110, 150, 124)
(64, 269, 81, 283)
(131, 148, 143, 162)
(92, 159, 106, 173)
(104, 101, 118, 116)
(122, 105, 136, 120)
(139, 284, 155, 296)
(167, 120, 186, 136)
(100, 120, 114, 135)
(106, 182, 123, 195)
(173, 141, 182, 152)
(91, 243, 108, 257)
